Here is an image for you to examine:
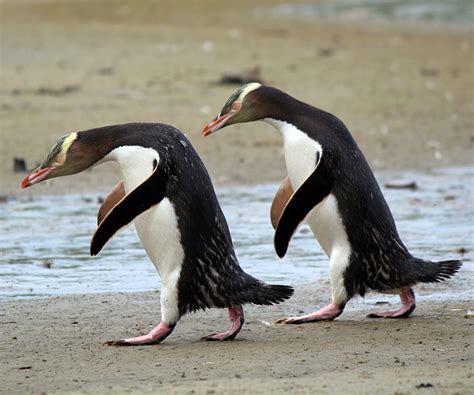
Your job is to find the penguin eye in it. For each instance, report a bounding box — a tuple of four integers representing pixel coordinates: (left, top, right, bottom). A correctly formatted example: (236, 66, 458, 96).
(232, 102, 242, 111)
(54, 153, 66, 166)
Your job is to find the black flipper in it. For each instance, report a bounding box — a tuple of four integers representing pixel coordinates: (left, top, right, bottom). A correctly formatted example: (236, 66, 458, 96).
(274, 152, 333, 258)
(90, 160, 168, 256)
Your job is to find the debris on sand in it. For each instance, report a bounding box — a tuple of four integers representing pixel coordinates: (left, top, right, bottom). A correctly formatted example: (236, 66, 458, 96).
(42, 259, 53, 269)
(415, 383, 433, 389)
(384, 181, 418, 190)
(36, 85, 80, 97)
(218, 66, 264, 85)
(13, 157, 27, 173)
(97, 67, 114, 76)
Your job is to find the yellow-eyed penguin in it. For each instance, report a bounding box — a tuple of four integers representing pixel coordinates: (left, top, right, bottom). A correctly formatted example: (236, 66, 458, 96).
(202, 83, 462, 323)
(21, 123, 293, 344)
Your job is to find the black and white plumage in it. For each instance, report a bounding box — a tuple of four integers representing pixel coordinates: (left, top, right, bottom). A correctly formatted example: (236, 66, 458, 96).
(203, 83, 462, 322)
(21, 123, 293, 344)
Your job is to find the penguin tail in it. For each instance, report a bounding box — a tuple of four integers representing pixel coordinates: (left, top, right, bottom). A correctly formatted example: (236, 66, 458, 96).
(410, 258, 462, 284)
(261, 283, 294, 305)
(242, 283, 294, 306)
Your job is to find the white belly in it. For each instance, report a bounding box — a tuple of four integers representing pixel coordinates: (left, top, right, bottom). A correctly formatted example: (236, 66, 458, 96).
(264, 118, 350, 259)
(132, 199, 184, 279)
(101, 146, 185, 279)
(305, 195, 346, 257)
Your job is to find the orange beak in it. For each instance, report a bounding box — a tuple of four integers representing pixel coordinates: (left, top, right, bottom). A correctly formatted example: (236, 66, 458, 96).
(21, 167, 54, 189)
(202, 113, 233, 137)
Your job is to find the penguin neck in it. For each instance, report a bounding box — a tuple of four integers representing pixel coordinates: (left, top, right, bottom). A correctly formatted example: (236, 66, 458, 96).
(257, 89, 315, 141)
(73, 124, 162, 192)
(263, 117, 323, 189)
(263, 118, 307, 146)
(257, 87, 313, 125)
(68, 125, 134, 173)
(101, 146, 160, 193)
(263, 118, 294, 137)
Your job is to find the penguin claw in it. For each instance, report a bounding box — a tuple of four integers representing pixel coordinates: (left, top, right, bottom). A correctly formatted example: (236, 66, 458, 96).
(368, 288, 416, 319)
(103, 321, 175, 346)
(202, 332, 238, 342)
(275, 317, 303, 324)
(367, 303, 416, 319)
(104, 339, 133, 346)
(275, 303, 344, 324)
(274, 316, 330, 325)
(203, 306, 244, 341)
(103, 337, 165, 346)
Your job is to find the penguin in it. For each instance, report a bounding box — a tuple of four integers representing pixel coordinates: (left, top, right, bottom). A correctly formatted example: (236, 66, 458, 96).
(202, 83, 462, 323)
(21, 123, 293, 344)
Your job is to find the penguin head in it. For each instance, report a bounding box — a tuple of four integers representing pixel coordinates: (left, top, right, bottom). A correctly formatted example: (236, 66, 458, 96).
(21, 132, 95, 188)
(202, 82, 266, 136)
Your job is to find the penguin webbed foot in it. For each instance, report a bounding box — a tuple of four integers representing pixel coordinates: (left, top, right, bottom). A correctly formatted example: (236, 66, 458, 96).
(275, 303, 344, 324)
(203, 306, 244, 341)
(367, 288, 416, 319)
(104, 321, 174, 346)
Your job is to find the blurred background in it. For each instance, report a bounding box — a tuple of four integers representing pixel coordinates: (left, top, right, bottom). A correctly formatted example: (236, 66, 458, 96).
(1, 0, 473, 193)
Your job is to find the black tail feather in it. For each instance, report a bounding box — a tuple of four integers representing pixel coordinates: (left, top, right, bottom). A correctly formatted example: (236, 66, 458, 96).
(412, 259, 462, 283)
(240, 283, 294, 306)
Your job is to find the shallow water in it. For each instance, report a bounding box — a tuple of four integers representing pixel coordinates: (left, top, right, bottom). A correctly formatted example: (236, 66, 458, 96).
(258, 0, 474, 27)
(0, 167, 472, 302)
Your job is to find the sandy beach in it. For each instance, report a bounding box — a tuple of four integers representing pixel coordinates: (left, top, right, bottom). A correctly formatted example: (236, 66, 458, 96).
(1, 0, 473, 393)
(1, 285, 473, 394)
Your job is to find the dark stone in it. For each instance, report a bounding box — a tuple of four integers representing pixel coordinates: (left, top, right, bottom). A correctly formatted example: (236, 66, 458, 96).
(13, 157, 27, 172)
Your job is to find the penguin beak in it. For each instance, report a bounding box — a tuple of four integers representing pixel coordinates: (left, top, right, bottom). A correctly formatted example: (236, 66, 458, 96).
(21, 167, 55, 189)
(202, 113, 233, 137)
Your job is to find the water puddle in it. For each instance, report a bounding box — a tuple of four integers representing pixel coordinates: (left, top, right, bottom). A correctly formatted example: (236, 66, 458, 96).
(257, 0, 474, 26)
(0, 167, 472, 303)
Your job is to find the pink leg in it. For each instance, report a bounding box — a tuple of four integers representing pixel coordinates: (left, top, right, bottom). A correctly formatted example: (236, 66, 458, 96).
(367, 288, 416, 319)
(275, 303, 344, 324)
(105, 321, 175, 346)
(204, 306, 244, 341)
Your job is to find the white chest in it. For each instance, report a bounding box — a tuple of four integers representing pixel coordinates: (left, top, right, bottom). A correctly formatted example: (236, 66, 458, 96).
(101, 146, 185, 279)
(264, 119, 349, 258)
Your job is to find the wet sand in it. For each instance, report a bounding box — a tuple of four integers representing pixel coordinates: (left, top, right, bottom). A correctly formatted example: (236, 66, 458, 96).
(1, 1, 473, 393)
(1, 286, 473, 394)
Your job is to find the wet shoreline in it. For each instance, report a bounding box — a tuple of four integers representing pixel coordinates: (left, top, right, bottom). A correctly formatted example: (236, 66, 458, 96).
(2, 167, 472, 301)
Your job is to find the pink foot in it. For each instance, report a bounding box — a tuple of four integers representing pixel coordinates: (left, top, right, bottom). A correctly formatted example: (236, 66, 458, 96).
(105, 321, 174, 346)
(204, 306, 244, 341)
(368, 288, 416, 319)
(275, 303, 344, 324)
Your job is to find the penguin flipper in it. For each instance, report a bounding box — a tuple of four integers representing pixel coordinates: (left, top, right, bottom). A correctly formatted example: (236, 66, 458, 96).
(270, 176, 294, 230)
(90, 162, 168, 256)
(97, 181, 126, 226)
(274, 155, 333, 258)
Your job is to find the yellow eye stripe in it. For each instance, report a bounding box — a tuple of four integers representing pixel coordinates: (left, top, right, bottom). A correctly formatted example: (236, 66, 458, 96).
(61, 132, 78, 154)
(237, 82, 261, 102)
(42, 132, 78, 167)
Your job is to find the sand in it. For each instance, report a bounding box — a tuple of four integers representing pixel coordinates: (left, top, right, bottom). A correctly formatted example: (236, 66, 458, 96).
(0, 0, 473, 393)
(1, 0, 473, 196)
(1, 286, 473, 394)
